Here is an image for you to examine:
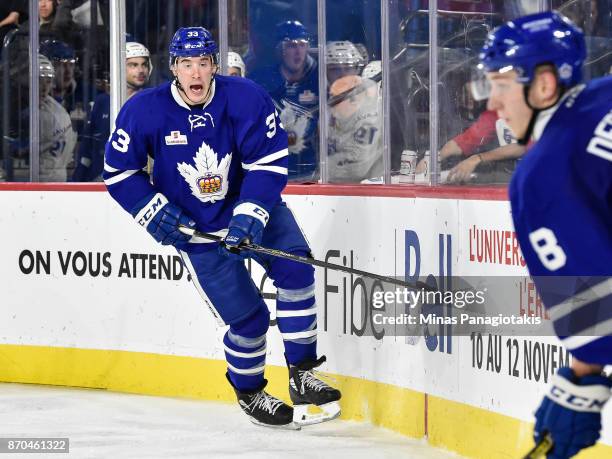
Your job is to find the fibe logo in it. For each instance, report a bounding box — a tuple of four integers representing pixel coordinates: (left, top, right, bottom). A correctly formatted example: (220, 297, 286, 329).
(321, 229, 453, 352)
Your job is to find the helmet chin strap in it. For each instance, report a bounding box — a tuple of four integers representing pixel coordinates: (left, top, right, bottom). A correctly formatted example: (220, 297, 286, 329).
(518, 85, 538, 146)
(173, 66, 217, 106)
(518, 81, 565, 145)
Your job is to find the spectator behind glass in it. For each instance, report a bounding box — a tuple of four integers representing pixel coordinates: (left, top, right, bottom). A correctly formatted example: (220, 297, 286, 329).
(18, 0, 79, 46)
(415, 109, 525, 183)
(29, 54, 77, 181)
(325, 41, 366, 85)
(63, 0, 105, 29)
(72, 41, 151, 182)
(227, 51, 246, 77)
(327, 74, 382, 183)
(39, 39, 79, 114)
(249, 20, 319, 181)
(0, 1, 26, 51)
(39, 0, 56, 34)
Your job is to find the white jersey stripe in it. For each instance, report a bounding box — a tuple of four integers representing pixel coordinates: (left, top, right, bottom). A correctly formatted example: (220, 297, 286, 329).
(104, 163, 120, 173)
(226, 362, 266, 375)
(548, 278, 612, 321)
(561, 318, 612, 347)
(223, 345, 267, 359)
(104, 169, 139, 186)
(561, 335, 601, 351)
(281, 329, 318, 340)
(242, 148, 288, 169)
(277, 283, 315, 302)
(275, 307, 317, 318)
(246, 165, 288, 175)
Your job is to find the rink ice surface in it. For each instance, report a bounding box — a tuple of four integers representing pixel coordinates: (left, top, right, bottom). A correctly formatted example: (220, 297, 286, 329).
(0, 383, 461, 459)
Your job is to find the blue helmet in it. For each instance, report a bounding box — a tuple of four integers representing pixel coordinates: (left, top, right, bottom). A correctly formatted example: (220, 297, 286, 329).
(40, 39, 76, 63)
(275, 20, 309, 44)
(168, 27, 218, 68)
(479, 11, 586, 87)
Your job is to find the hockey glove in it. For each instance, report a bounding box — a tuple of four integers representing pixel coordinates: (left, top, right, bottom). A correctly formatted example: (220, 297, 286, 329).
(131, 192, 195, 247)
(220, 201, 269, 260)
(533, 367, 611, 459)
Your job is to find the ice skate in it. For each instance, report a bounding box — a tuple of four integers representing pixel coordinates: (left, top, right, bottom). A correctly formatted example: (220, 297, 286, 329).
(227, 374, 299, 430)
(289, 356, 341, 426)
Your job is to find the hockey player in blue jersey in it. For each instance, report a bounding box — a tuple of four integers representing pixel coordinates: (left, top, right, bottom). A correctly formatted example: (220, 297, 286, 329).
(103, 27, 340, 429)
(480, 11, 612, 458)
(249, 21, 319, 181)
(73, 42, 151, 181)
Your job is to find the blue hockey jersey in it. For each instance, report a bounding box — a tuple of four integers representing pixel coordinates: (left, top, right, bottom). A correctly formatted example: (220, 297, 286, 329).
(73, 92, 110, 181)
(250, 56, 319, 180)
(509, 76, 612, 365)
(103, 75, 289, 252)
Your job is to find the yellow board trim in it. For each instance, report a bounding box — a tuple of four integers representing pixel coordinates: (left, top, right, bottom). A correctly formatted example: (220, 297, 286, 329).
(0, 344, 610, 458)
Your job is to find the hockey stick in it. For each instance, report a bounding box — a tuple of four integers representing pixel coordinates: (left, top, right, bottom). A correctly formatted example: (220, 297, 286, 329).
(179, 226, 432, 291)
(522, 433, 553, 459)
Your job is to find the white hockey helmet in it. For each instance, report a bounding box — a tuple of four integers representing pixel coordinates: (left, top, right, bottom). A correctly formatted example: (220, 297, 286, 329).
(362, 60, 381, 80)
(126, 41, 150, 59)
(326, 41, 366, 83)
(39, 54, 55, 79)
(126, 41, 153, 78)
(227, 51, 246, 77)
(325, 41, 366, 67)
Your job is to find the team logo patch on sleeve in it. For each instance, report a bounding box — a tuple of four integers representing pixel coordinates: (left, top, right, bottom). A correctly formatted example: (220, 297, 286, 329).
(177, 141, 232, 203)
(165, 130, 188, 145)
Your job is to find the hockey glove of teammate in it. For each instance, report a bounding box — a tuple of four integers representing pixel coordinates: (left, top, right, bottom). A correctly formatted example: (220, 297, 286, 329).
(220, 201, 269, 260)
(131, 192, 196, 247)
(533, 367, 611, 459)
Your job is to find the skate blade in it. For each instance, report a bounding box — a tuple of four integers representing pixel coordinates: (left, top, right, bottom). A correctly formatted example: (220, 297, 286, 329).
(249, 418, 301, 431)
(293, 401, 341, 426)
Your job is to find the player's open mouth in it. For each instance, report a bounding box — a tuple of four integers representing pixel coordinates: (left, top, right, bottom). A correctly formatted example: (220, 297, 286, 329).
(190, 84, 204, 94)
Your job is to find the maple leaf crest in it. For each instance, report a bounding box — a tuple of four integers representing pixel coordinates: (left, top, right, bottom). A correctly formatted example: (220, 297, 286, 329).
(177, 141, 232, 203)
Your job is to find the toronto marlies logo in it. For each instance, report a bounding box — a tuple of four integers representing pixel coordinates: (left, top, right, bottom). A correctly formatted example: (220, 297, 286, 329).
(177, 141, 231, 203)
(188, 113, 214, 131)
(276, 99, 312, 155)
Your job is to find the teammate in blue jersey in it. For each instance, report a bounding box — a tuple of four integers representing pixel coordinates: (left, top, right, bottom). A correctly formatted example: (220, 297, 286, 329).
(249, 21, 319, 181)
(103, 27, 340, 429)
(480, 11, 612, 458)
(73, 42, 151, 181)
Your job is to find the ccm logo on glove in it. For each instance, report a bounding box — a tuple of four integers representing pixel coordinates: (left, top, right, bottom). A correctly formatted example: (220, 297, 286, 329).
(134, 193, 169, 226)
(548, 377, 610, 412)
(233, 202, 269, 225)
(225, 235, 241, 245)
